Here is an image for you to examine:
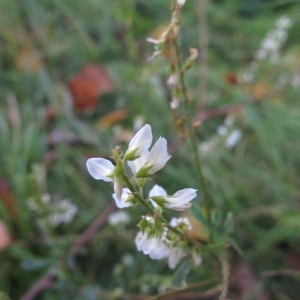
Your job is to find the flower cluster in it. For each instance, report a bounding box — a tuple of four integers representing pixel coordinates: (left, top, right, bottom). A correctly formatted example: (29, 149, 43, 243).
(86, 124, 200, 269)
(27, 194, 78, 227)
(86, 124, 196, 211)
(86, 124, 170, 202)
(135, 216, 201, 269)
(255, 15, 292, 63)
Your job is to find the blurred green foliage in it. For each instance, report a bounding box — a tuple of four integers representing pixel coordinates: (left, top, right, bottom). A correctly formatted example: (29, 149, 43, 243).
(0, 0, 300, 299)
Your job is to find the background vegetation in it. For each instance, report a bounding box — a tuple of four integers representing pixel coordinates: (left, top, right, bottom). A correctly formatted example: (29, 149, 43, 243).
(0, 0, 300, 299)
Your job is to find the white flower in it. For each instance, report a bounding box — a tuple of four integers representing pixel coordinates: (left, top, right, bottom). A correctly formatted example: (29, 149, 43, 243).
(146, 37, 162, 45)
(149, 184, 167, 208)
(225, 129, 242, 149)
(166, 188, 197, 211)
(128, 138, 171, 177)
(108, 211, 130, 226)
(177, 0, 186, 7)
(135, 231, 169, 260)
(86, 158, 115, 182)
(149, 185, 197, 211)
(276, 16, 292, 29)
(192, 252, 202, 266)
(167, 74, 178, 86)
(135, 216, 201, 269)
(124, 124, 152, 160)
(49, 199, 78, 226)
(112, 188, 133, 209)
(113, 176, 124, 202)
(170, 217, 192, 231)
(168, 248, 186, 269)
(86, 158, 125, 201)
(135, 230, 187, 269)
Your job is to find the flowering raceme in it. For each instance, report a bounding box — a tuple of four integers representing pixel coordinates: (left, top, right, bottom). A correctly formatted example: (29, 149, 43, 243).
(86, 124, 171, 207)
(86, 124, 200, 270)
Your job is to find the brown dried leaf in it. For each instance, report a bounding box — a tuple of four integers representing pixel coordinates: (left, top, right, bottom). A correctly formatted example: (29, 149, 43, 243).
(0, 179, 17, 224)
(97, 109, 128, 128)
(0, 220, 11, 251)
(68, 65, 114, 112)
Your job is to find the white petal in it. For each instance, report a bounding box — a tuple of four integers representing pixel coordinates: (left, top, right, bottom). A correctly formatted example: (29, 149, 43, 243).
(86, 158, 114, 182)
(170, 217, 192, 230)
(147, 138, 171, 175)
(192, 252, 202, 266)
(108, 211, 130, 226)
(166, 188, 197, 210)
(127, 124, 152, 156)
(146, 37, 161, 45)
(127, 150, 149, 175)
(135, 231, 148, 251)
(149, 185, 167, 197)
(168, 248, 186, 269)
(113, 176, 123, 201)
(112, 188, 132, 208)
(177, 0, 186, 7)
(168, 203, 191, 211)
(148, 239, 169, 260)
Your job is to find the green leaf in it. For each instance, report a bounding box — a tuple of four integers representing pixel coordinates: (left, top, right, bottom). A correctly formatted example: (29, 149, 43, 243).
(224, 212, 234, 235)
(191, 204, 208, 226)
(227, 237, 244, 256)
(171, 260, 190, 288)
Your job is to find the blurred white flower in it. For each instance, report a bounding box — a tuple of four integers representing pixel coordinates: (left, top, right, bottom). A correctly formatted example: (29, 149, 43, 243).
(167, 74, 178, 86)
(170, 217, 192, 230)
(192, 252, 202, 266)
(133, 115, 145, 131)
(49, 199, 78, 226)
(108, 211, 130, 226)
(27, 195, 77, 227)
(122, 254, 134, 266)
(167, 248, 186, 269)
(225, 129, 242, 149)
(217, 125, 228, 136)
(276, 16, 292, 29)
(177, 0, 186, 7)
(146, 37, 162, 45)
(255, 15, 293, 63)
(135, 231, 169, 260)
(41, 193, 51, 204)
(170, 97, 180, 110)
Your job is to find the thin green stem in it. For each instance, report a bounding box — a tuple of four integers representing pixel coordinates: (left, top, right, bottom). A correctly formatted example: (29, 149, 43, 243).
(219, 254, 230, 300)
(171, 10, 212, 233)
